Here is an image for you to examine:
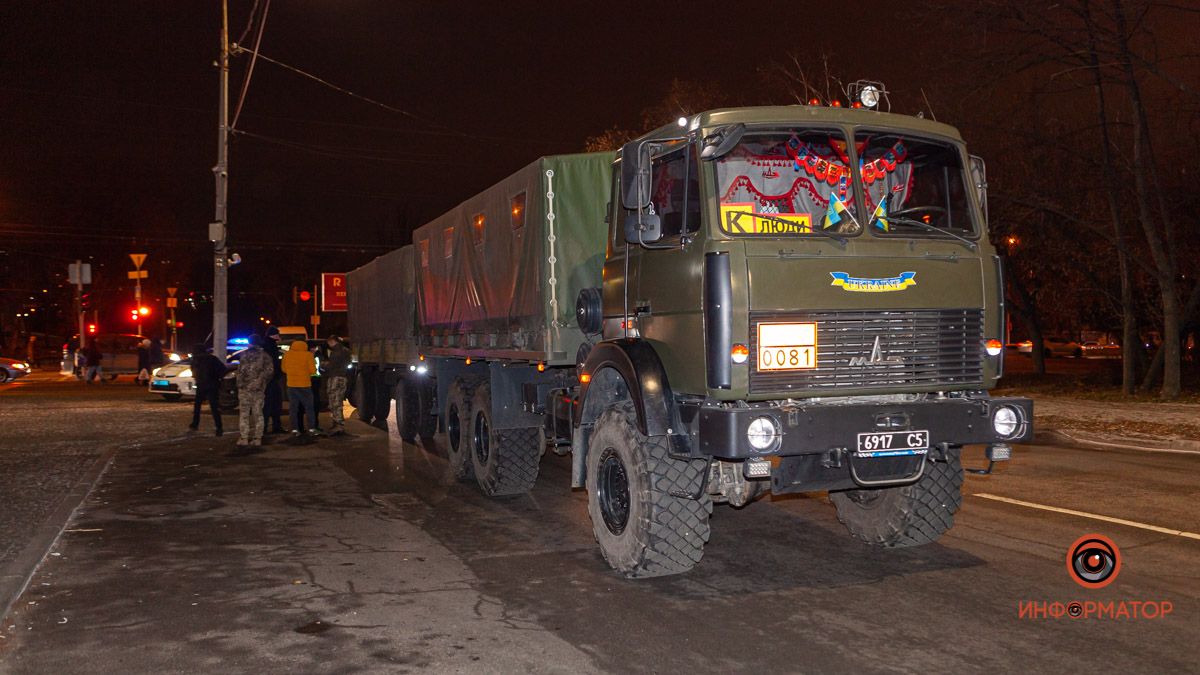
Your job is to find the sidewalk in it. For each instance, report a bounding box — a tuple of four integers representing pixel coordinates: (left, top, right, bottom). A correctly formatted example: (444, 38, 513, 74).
(1026, 394, 1200, 452)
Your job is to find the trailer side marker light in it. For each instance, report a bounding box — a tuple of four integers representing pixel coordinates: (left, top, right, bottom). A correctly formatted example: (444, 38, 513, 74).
(580, 372, 591, 384)
(537, 362, 546, 372)
(465, 357, 472, 365)
(419, 354, 425, 361)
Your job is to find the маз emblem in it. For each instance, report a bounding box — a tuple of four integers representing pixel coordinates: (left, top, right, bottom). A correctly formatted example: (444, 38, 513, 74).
(830, 271, 916, 292)
(849, 336, 904, 367)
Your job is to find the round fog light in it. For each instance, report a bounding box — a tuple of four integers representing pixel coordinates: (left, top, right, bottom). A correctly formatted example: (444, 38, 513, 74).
(747, 416, 780, 451)
(992, 406, 1020, 438)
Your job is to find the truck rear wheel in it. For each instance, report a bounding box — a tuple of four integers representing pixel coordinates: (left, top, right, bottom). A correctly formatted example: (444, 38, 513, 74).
(830, 451, 964, 547)
(392, 378, 418, 443)
(469, 383, 542, 496)
(444, 378, 475, 480)
(354, 368, 375, 422)
(416, 378, 438, 441)
(586, 403, 711, 578)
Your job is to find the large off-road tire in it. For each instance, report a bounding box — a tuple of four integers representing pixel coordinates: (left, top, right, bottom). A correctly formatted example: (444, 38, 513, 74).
(416, 378, 438, 441)
(444, 378, 476, 480)
(393, 378, 419, 443)
(469, 383, 542, 497)
(354, 368, 375, 422)
(830, 451, 964, 547)
(586, 403, 711, 578)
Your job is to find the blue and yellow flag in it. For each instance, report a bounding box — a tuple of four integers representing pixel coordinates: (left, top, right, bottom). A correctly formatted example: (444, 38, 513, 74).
(822, 193, 848, 230)
(871, 195, 890, 231)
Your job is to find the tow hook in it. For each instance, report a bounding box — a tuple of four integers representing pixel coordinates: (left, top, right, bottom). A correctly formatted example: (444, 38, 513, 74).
(966, 443, 1013, 475)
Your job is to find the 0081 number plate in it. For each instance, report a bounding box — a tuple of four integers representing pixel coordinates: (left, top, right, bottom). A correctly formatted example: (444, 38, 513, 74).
(855, 430, 929, 457)
(757, 322, 817, 371)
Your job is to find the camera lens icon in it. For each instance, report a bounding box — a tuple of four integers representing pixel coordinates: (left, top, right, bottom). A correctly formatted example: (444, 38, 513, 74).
(1067, 534, 1121, 588)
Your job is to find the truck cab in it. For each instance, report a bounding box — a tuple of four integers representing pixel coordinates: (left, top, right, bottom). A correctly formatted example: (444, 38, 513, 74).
(574, 103, 1031, 576)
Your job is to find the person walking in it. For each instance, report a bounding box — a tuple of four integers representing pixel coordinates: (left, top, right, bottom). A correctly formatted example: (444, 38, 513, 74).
(234, 334, 274, 451)
(281, 339, 318, 438)
(323, 334, 352, 435)
(83, 340, 104, 383)
(136, 339, 152, 385)
(188, 344, 227, 436)
(261, 327, 285, 434)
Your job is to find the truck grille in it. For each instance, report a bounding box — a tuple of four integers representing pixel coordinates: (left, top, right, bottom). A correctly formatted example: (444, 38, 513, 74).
(749, 309, 984, 394)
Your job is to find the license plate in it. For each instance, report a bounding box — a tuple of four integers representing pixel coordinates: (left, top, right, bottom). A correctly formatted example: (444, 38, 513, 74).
(757, 322, 817, 371)
(856, 430, 929, 457)
(152, 379, 169, 387)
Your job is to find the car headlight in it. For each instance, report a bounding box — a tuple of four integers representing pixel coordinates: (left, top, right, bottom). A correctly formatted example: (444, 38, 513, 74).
(151, 367, 161, 377)
(168, 353, 182, 362)
(747, 416, 781, 452)
(992, 405, 1021, 438)
(179, 368, 192, 378)
(12, 362, 28, 370)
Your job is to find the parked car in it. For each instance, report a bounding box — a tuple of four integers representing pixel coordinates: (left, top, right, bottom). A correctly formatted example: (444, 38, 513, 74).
(150, 350, 241, 408)
(1016, 336, 1083, 358)
(1082, 341, 1121, 359)
(62, 333, 147, 378)
(0, 357, 32, 383)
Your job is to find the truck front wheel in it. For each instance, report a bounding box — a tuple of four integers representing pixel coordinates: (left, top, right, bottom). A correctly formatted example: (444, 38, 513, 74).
(392, 379, 418, 443)
(829, 451, 964, 548)
(586, 403, 711, 578)
(469, 383, 541, 496)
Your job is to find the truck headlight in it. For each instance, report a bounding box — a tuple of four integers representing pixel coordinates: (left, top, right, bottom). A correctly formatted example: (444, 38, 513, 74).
(992, 405, 1021, 438)
(747, 416, 781, 452)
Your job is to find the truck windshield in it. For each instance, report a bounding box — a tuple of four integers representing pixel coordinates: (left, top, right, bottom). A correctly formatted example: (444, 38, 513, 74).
(716, 130, 862, 237)
(858, 132, 975, 238)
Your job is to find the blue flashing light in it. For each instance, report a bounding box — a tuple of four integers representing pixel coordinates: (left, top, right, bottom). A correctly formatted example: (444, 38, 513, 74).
(228, 337, 251, 346)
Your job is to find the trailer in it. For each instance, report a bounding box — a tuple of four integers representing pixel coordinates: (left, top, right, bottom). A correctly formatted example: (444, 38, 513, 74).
(350, 103, 1033, 578)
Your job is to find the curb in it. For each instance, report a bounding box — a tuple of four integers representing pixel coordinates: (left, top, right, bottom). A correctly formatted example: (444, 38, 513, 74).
(1035, 428, 1200, 455)
(0, 447, 117, 626)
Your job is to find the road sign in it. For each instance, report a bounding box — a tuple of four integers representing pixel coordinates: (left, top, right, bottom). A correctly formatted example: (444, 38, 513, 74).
(166, 298, 178, 308)
(129, 253, 147, 269)
(68, 263, 92, 285)
(167, 287, 177, 297)
(321, 273, 348, 312)
(127, 270, 148, 279)
(310, 314, 321, 325)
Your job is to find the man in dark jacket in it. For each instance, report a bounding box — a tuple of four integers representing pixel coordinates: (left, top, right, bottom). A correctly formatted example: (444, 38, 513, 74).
(261, 327, 285, 434)
(188, 343, 227, 436)
(323, 335, 353, 435)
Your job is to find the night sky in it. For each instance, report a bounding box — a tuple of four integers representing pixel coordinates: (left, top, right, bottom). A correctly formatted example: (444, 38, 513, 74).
(1, 1, 1195, 345)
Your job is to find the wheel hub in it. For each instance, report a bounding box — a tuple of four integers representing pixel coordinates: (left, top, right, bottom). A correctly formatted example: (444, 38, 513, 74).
(473, 411, 490, 464)
(597, 448, 630, 535)
(447, 403, 461, 452)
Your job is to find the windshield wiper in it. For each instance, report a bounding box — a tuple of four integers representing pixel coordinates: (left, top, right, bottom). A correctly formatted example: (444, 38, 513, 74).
(882, 216, 977, 251)
(724, 210, 848, 245)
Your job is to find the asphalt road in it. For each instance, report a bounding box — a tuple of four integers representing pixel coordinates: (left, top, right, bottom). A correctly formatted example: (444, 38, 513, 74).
(0, 379, 1197, 673)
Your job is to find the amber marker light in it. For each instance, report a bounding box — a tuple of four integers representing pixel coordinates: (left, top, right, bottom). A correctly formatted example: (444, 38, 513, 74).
(731, 343, 750, 364)
(985, 339, 1003, 356)
(580, 372, 591, 384)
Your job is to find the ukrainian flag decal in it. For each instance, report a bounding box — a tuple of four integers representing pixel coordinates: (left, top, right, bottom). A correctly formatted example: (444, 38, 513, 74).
(830, 271, 917, 292)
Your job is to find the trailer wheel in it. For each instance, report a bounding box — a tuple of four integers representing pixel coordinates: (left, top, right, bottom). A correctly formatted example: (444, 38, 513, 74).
(586, 402, 711, 578)
(468, 383, 542, 497)
(444, 378, 475, 480)
(830, 450, 964, 547)
(416, 379, 438, 440)
(392, 378, 418, 443)
(354, 368, 375, 422)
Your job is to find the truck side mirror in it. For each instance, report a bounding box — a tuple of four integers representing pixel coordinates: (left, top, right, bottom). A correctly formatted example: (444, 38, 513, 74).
(624, 211, 662, 245)
(620, 140, 656, 210)
(970, 155, 988, 226)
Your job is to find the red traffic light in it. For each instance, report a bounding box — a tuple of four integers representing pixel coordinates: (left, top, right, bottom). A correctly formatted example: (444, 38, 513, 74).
(138, 306, 150, 316)
(175, 321, 184, 328)
(130, 310, 139, 321)
(87, 323, 97, 334)
(299, 290, 312, 302)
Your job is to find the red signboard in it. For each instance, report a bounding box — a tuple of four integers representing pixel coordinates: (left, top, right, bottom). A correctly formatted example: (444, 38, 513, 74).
(321, 273, 348, 312)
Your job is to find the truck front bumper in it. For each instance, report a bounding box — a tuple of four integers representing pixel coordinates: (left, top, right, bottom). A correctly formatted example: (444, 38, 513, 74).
(694, 395, 1033, 460)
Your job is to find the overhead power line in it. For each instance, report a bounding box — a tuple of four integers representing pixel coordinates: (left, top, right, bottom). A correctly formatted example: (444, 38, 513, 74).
(231, 0, 270, 130)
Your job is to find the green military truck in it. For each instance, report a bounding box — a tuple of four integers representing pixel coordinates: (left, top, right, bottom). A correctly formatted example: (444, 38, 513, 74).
(348, 99, 1032, 578)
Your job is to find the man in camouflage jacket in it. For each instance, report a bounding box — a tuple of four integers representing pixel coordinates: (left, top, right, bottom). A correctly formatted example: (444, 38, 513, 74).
(235, 334, 276, 449)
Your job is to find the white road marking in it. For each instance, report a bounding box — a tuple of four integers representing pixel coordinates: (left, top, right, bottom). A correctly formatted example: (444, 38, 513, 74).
(972, 493, 1200, 540)
(1049, 429, 1200, 455)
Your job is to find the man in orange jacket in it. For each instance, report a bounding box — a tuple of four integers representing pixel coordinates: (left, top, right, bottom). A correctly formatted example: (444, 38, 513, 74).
(281, 339, 318, 437)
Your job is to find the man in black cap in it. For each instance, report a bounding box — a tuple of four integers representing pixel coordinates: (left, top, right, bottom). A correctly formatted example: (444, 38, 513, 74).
(323, 334, 352, 434)
(262, 326, 285, 434)
(188, 343, 227, 436)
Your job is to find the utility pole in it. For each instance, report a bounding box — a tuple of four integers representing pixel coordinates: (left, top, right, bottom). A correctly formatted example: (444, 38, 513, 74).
(211, 0, 230, 359)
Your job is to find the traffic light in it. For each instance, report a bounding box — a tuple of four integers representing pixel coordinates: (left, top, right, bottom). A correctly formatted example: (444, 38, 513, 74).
(81, 292, 92, 310)
(130, 309, 139, 321)
(299, 290, 312, 302)
(175, 321, 184, 328)
(87, 323, 97, 335)
(138, 306, 150, 316)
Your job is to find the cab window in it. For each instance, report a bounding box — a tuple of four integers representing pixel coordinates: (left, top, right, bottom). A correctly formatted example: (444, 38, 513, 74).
(857, 131, 976, 237)
(649, 145, 701, 239)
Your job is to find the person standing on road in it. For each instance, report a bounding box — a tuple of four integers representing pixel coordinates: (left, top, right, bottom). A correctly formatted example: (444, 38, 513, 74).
(83, 340, 103, 383)
(188, 343, 227, 436)
(261, 327, 285, 435)
(281, 338, 318, 437)
(234, 334, 274, 451)
(323, 334, 352, 435)
(136, 339, 152, 385)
